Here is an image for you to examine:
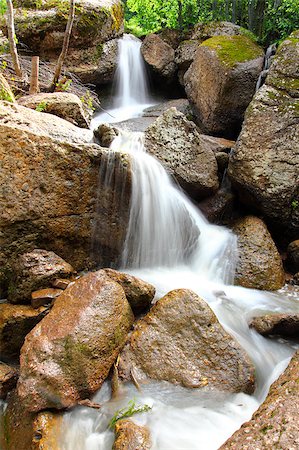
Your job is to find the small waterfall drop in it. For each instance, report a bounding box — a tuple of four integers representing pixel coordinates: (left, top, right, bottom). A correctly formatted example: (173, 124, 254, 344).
(256, 43, 277, 91)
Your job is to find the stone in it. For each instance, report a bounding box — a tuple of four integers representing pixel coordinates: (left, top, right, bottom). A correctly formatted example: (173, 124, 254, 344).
(175, 39, 200, 85)
(118, 289, 255, 393)
(8, 249, 73, 304)
(191, 21, 249, 40)
(184, 35, 264, 137)
(113, 420, 152, 450)
(103, 268, 156, 314)
(31, 288, 63, 308)
(0, 363, 18, 399)
(0, 74, 15, 102)
(18, 270, 134, 411)
(18, 92, 89, 128)
(143, 99, 192, 118)
(141, 33, 177, 81)
(145, 108, 219, 201)
(94, 123, 119, 148)
(250, 314, 299, 337)
(233, 216, 285, 290)
(0, 303, 48, 362)
(287, 240, 299, 273)
(51, 278, 72, 290)
(198, 188, 235, 224)
(220, 350, 299, 449)
(228, 32, 299, 232)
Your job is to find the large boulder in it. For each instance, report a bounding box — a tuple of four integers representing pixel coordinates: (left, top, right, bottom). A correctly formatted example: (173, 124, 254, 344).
(228, 32, 299, 232)
(184, 35, 264, 137)
(144, 108, 219, 200)
(141, 33, 177, 82)
(18, 271, 134, 411)
(192, 21, 251, 40)
(113, 420, 152, 450)
(233, 216, 285, 290)
(118, 289, 255, 393)
(0, 101, 131, 280)
(220, 350, 299, 449)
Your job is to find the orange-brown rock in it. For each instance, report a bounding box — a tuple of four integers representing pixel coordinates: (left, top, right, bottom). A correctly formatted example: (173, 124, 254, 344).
(103, 268, 155, 314)
(18, 271, 134, 411)
(113, 419, 151, 450)
(250, 314, 299, 337)
(118, 289, 255, 393)
(31, 288, 63, 308)
(51, 278, 72, 290)
(233, 216, 285, 290)
(0, 362, 18, 399)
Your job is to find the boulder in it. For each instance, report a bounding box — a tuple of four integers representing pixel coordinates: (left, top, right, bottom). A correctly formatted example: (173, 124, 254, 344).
(17, 271, 134, 411)
(175, 39, 200, 85)
(118, 289, 255, 393)
(0, 363, 18, 399)
(250, 314, 299, 337)
(184, 35, 264, 137)
(220, 350, 299, 449)
(287, 240, 299, 273)
(0, 74, 15, 102)
(18, 93, 89, 128)
(8, 249, 73, 304)
(113, 420, 151, 450)
(0, 101, 131, 278)
(94, 123, 119, 147)
(198, 188, 235, 224)
(31, 288, 63, 308)
(228, 32, 299, 232)
(103, 268, 156, 314)
(141, 33, 177, 81)
(191, 21, 251, 40)
(0, 303, 48, 362)
(145, 108, 219, 200)
(233, 216, 285, 290)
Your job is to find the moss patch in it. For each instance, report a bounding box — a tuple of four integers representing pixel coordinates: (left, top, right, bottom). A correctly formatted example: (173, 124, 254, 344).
(201, 35, 264, 68)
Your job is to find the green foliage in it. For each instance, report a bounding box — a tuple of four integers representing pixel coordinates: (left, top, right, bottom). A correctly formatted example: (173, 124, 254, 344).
(80, 90, 95, 112)
(56, 78, 72, 91)
(291, 200, 299, 210)
(0, 0, 7, 15)
(35, 100, 48, 112)
(108, 399, 152, 429)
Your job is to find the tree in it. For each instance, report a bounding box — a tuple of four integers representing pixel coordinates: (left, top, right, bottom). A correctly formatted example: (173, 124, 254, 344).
(50, 0, 75, 92)
(4, 0, 23, 78)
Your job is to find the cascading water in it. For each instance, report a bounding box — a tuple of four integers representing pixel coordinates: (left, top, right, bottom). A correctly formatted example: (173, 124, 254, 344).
(59, 36, 299, 450)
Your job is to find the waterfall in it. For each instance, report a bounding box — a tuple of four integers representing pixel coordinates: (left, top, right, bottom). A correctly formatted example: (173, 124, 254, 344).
(256, 43, 277, 91)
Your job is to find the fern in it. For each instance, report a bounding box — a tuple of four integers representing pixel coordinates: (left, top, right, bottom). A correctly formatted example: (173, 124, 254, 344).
(108, 399, 152, 429)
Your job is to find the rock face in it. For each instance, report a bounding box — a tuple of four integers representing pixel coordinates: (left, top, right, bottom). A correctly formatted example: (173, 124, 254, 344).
(8, 249, 73, 303)
(141, 33, 176, 81)
(0, 363, 18, 399)
(220, 350, 299, 449)
(228, 32, 299, 232)
(18, 271, 134, 411)
(103, 268, 155, 314)
(118, 289, 255, 393)
(0, 101, 131, 281)
(18, 93, 89, 128)
(250, 314, 299, 337)
(233, 216, 285, 290)
(0, 303, 48, 362)
(113, 420, 152, 450)
(184, 35, 264, 137)
(145, 108, 219, 200)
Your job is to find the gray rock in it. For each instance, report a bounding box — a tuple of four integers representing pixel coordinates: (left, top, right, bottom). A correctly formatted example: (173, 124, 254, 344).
(141, 33, 177, 81)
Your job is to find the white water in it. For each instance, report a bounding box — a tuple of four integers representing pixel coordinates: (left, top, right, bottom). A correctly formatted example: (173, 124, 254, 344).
(59, 36, 299, 449)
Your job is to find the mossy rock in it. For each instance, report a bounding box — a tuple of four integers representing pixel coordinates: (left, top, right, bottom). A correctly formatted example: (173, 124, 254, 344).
(201, 35, 264, 68)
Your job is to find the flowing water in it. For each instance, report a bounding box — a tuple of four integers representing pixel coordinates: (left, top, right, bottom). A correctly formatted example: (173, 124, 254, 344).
(60, 36, 299, 449)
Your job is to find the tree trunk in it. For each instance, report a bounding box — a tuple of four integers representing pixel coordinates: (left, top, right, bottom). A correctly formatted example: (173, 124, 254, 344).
(177, 0, 183, 30)
(29, 56, 39, 94)
(5, 0, 22, 78)
(49, 0, 75, 92)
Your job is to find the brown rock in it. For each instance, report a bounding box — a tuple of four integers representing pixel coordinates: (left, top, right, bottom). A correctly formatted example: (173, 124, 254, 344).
(175, 39, 200, 85)
(184, 35, 264, 137)
(0, 362, 18, 399)
(118, 289, 255, 393)
(198, 188, 235, 224)
(18, 92, 89, 128)
(103, 268, 156, 314)
(250, 314, 299, 337)
(233, 216, 285, 290)
(287, 240, 299, 273)
(94, 123, 119, 147)
(113, 419, 151, 450)
(18, 271, 134, 411)
(192, 21, 246, 40)
(141, 34, 177, 81)
(8, 249, 73, 304)
(0, 303, 48, 362)
(145, 107, 219, 201)
(31, 288, 63, 308)
(51, 278, 72, 290)
(220, 350, 299, 449)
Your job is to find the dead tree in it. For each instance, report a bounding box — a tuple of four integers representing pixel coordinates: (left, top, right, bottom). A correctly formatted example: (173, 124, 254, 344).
(5, 0, 22, 78)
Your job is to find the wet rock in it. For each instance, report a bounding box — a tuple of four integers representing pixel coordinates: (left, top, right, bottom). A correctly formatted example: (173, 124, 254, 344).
(31, 288, 63, 308)
(0, 74, 15, 102)
(141, 33, 177, 81)
(198, 188, 235, 224)
(184, 35, 264, 137)
(94, 123, 119, 147)
(18, 92, 89, 128)
(145, 107, 219, 201)
(287, 240, 299, 273)
(0, 303, 48, 362)
(228, 32, 299, 232)
(103, 268, 155, 314)
(0, 363, 18, 399)
(220, 350, 299, 449)
(113, 419, 151, 450)
(233, 216, 285, 290)
(51, 278, 72, 290)
(118, 289, 255, 393)
(18, 270, 134, 411)
(8, 249, 73, 304)
(250, 314, 299, 337)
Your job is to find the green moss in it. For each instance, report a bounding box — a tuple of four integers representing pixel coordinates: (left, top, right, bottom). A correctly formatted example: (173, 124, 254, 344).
(240, 27, 258, 43)
(201, 35, 264, 68)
